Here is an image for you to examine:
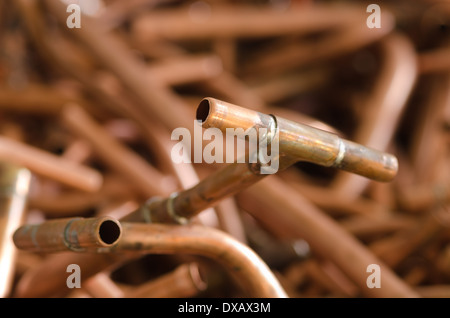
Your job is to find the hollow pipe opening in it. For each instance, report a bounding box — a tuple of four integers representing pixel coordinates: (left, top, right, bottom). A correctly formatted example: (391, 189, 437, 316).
(98, 220, 122, 245)
(196, 99, 211, 123)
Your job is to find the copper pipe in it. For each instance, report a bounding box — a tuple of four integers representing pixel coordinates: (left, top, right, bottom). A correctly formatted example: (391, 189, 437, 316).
(14, 199, 143, 297)
(204, 72, 342, 136)
(330, 33, 417, 199)
(123, 97, 397, 224)
(200, 98, 398, 182)
(67, 290, 92, 298)
(14, 0, 161, 146)
(121, 162, 268, 224)
(124, 262, 207, 298)
(92, 72, 184, 175)
(418, 47, 450, 74)
(14, 252, 122, 298)
(397, 182, 450, 212)
(242, 176, 419, 297)
(147, 126, 220, 228)
(14, 252, 43, 279)
(0, 136, 102, 192)
(248, 69, 328, 105)
(281, 172, 387, 216)
(244, 12, 394, 77)
(236, 191, 299, 241)
(131, 5, 364, 41)
(369, 207, 448, 268)
(403, 266, 429, 287)
(0, 84, 71, 115)
(214, 197, 247, 244)
(416, 285, 450, 298)
(98, 0, 168, 31)
(340, 214, 417, 240)
(18, 0, 228, 231)
(13, 216, 122, 253)
(28, 175, 136, 217)
(319, 261, 359, 297)
(43, 0, 193, 132)
(203, 72, 266, 110)
(98, 201, 140, 220)
(244, 220, 309, 268)
(436, 244, 450, 278)
(0, 164, 31, 297)
(61, 104, 176, 197)
(303, 260, 357, 297)
(111, 222, 287, 298)
(147, 54, 223, 86)
(83, 273, 124, 298)
(213, 38, 236, 73)
(410, 75, 450, 183)
(0, 121, 25, 142)
(62, 139, 92, 164)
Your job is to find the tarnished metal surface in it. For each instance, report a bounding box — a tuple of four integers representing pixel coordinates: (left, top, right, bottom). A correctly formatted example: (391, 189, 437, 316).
(13, 217, 122, 253)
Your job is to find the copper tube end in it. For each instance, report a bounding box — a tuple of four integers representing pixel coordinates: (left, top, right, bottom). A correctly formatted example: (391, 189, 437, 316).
(197, 97, 268, 131)
(13, 216, 122, 253)
(335, 140, 399, 182)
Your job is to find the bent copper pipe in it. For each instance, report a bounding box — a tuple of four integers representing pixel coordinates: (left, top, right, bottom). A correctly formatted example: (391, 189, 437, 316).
(123, 97, 397, 224)
(110, 222, 287, 298)
(0, 164, 31, 297)
(13, 216, 122, 253)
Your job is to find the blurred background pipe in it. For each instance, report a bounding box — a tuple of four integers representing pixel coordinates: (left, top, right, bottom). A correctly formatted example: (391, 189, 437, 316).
(124, 262, 207, 298)
(0, 163, 31, 298)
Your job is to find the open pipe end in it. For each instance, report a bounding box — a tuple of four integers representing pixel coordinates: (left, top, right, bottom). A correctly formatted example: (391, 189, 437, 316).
(98, 218, 122, 247)
(196, 98, 211, 124)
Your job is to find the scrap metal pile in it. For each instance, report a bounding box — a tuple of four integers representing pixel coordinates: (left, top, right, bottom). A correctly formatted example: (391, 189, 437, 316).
(0, 0, 449, 298)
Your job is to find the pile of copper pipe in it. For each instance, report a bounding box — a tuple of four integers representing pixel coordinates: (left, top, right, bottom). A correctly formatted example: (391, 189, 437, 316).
(1, 0, 450, 298)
